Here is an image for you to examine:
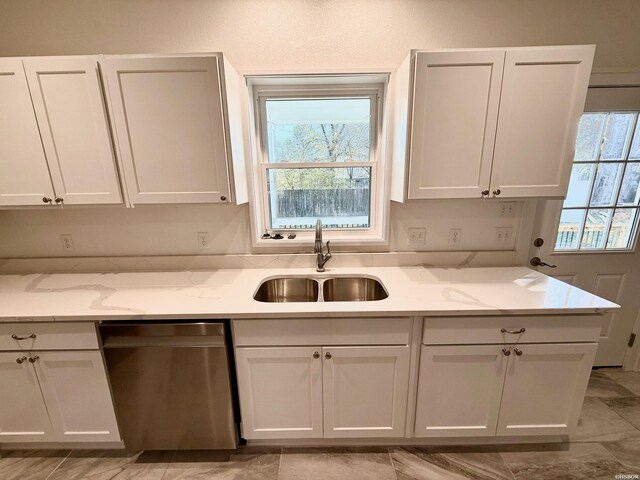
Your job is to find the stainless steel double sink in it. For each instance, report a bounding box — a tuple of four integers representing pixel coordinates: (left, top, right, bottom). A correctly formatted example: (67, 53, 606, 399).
(254, 276, 388, 303)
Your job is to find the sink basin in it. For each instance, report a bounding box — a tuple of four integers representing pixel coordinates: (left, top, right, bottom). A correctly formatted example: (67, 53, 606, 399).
(322, 277, 388, 302)
(254, 277, 319, 302)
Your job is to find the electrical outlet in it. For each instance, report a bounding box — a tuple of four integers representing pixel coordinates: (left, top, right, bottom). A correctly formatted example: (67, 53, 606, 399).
(407, 227, 426, 246)
(498, 201, 517, 218)
(59, 234, 74, 253)
(495, 226, 513, 245)
(197, 232, 210, 250)
(448, 228, 461, 247)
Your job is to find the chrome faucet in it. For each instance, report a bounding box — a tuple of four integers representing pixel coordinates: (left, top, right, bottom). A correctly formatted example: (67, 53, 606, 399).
(314, 219, 332, 272)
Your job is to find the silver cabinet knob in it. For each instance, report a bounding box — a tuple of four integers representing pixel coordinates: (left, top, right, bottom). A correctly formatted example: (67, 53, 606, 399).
(54, 197, 63, 204)
(220, 196, 227, 201)
(502, 348, 511, 356)
(493, 189, 501, 196)
(481, 190, 490, 196)
(11, 333, 36, 340)
(325, 352, 332, 359)
(16, 356, 27, 364)
(514, 348, 523, 356)
(28, 355, 39, 363)
(313, 351, 320, 359)
(42, 197, 52, 204)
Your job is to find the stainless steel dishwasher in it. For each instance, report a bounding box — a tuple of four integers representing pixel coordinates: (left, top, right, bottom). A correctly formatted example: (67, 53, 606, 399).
(100, 320, 238, 450)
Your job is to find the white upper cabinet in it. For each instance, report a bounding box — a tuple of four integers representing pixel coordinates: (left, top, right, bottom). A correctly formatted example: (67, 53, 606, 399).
(0, 58, 55, 206)
(23, 57, 122, 205)
(102, 55, 232, 205)
(403, 45, 594, 200)
(490, 47, 594, 198)
(408, 50, 503, 199)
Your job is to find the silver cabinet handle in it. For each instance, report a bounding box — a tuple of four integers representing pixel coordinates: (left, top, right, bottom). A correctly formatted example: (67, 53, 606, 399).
(502, 348, 511, 356)
(501, 328, 526, 335)
(11, 333, 36, 340)
(493, 189, 501, 196)
(514, 348, 523, 356)
(481, 190, 490, 196)
(42, 197, 52, 204)
(54, 197, 63, 204)
(28, 355, 39, 363)
(16, 356, 27, 364)
(325, 352, 332, 359)
(313, 351, 320, 359)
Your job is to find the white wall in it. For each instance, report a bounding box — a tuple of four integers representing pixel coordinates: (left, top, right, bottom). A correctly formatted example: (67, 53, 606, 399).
(1, 0, 639, 258)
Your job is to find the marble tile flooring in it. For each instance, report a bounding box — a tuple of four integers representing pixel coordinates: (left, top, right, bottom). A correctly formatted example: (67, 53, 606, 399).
(2, 368, 639, 480)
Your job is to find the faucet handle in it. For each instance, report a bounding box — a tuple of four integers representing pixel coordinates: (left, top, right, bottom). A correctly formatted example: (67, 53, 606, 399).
(325, 240, 331, 255)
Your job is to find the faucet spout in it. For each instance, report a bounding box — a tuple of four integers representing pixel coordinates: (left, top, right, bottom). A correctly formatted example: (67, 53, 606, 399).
(314, 219, 332, 272)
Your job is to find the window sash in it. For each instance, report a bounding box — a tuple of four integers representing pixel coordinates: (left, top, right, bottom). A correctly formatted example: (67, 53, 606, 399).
(254, 86, 382, 234)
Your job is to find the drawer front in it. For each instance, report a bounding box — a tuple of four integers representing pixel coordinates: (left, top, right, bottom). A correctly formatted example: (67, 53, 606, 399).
(233, 317, 411, 347)
(423, 315, 602, 345)
(0, 322, 99, 351)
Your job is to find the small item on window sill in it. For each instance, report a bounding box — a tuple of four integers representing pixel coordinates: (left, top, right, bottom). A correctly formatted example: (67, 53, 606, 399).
(261, 231, 271, 239)
(287, 233, 297, 239)
(271, 233, 284, 240)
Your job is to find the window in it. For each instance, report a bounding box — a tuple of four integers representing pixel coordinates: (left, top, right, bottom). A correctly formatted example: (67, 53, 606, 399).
(250, 79, 387, 245)
(555, 111, 640, 251)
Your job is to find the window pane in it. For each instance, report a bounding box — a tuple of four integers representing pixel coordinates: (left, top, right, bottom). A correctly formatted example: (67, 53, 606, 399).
(581, 209, 613, 249)
(267, 167, 371, 229)
(265, 98, 371, 164)
(630, 119, 640, 160)
(601, 113, 636, 160)
(607, 208, 639, 249)
(574, 113, 606, 160)
(555, 209, 586, 250)
(590, 162, 623, 206)
(563, 164, 595, 207)
(618, 163, 640, 206)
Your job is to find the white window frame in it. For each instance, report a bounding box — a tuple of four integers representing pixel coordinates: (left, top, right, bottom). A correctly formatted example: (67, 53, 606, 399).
(247, 76, 390, 249)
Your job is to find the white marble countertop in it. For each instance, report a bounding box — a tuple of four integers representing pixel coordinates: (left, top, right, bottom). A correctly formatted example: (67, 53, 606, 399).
(0, 266, 619, 322)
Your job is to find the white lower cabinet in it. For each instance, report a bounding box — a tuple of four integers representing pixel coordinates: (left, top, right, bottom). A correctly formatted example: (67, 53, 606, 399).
(0, 352, 53, 442)
(415, 343, 597, 438)
(235, 345, 410, 440)
(496, 343, 597, 436)
(414, 345, 507, 437)
(0, 323, 120, 445)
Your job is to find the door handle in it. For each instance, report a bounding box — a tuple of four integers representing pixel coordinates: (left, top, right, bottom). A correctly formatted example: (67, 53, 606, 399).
(530, 257, 557, 268)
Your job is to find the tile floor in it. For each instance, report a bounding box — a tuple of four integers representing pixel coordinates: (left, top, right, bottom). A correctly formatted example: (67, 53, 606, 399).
(2, 368, 639, 480)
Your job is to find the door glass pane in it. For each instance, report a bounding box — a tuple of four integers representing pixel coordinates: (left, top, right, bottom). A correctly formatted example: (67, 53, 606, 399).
(590, 163, 623, 206)
(266, 167, 372, 229)
(265, 98, 371, 164)
(555, 209, 586, 250)
(575, 113, 607, 160)
(630, 120, 640, 160)
(618, 163, 640, 206)
(601, 113, 635, 160)
(564, 164, 595, 208)
(581, 209, 613, 249)
(607, 208, 639, 249)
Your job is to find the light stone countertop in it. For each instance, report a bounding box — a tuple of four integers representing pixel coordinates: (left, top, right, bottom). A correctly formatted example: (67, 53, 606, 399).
(0, 266, 619, 322)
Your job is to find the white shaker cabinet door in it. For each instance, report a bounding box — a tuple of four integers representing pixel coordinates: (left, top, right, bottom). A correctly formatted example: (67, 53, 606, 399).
(102, 56, 231, 204)
(235, 347, 323, 439)
(497, 343, 597, 436)
(0, 58, 55, 206)
(34, 350, 121, 442)
(490, 46, 594, 198)
(0, 353, 54, 442)
(408, 50, 504, 199)
(322, 346, 410, 438)
(414, 345, 507, 438)
(23, 57, 122, 205)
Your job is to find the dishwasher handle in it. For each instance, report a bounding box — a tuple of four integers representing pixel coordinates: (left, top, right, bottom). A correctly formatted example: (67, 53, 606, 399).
(100, 321, 228, 348)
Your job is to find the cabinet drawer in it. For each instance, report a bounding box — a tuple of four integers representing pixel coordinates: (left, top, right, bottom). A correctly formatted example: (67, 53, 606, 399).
(0, 322, 98, 351)
(422, 315, 602, 345)
(233, 317, 411, 347)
